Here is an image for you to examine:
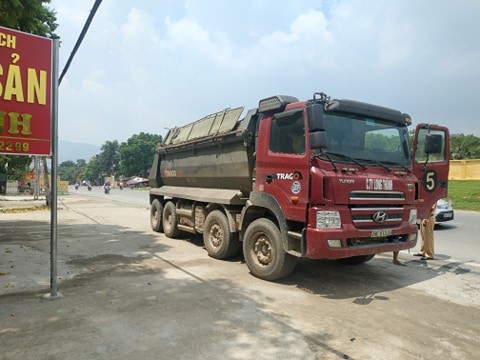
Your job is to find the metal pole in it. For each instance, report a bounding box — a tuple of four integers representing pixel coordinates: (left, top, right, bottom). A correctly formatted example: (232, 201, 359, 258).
(33, 156, 40, 199)
(43, 38, 62, 300)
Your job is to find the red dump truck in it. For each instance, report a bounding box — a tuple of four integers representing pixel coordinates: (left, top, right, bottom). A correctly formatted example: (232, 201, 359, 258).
(149, 92, 450, 280)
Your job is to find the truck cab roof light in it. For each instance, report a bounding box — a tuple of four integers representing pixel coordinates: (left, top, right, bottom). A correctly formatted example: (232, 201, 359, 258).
(258, 95, 299, 113)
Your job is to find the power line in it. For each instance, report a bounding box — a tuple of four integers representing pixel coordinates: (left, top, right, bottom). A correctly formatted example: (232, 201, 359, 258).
(58, 0, 103, 85)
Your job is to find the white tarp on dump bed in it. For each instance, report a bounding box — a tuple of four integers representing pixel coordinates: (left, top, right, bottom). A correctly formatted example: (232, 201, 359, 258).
(164, 107, 244, 145)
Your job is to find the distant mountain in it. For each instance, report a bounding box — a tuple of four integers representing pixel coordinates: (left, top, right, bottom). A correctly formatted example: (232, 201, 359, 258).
(59, 140, 100, 163)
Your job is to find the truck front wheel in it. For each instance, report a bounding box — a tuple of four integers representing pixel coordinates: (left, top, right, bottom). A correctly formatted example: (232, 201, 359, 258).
(150, 199, 164, 232)
(243, 218, 296, 281)
(163, 201, 180, 238)
(203, 210, 240, 259)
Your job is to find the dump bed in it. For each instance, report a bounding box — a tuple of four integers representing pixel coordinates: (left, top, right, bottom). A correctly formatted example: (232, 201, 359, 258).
(149, 107, 257, 195)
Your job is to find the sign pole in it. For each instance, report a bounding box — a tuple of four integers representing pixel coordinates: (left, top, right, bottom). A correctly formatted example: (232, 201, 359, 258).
(0, 26, 60, 299)
(43, 38, 62, 300)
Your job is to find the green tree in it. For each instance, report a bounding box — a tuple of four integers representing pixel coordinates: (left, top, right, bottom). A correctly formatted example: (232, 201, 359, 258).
(58, 160, 75, 183)
(58, 159, 87, 184)
(84, 155, 102, 184)
(119, 133, 162, 177)
(99, 140, 120, 177)
(0, 0, 58, 38)
(450, 134, 480, 160)
(76, 158, 87, 168)
(0, 155, 32, 180)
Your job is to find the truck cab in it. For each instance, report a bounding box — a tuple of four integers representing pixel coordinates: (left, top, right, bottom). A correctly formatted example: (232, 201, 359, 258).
(252, 93, 449, 261)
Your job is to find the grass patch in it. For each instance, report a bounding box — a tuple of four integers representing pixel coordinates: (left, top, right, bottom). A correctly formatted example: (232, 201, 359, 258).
(447, 180, 480, 211)
(0, 205, 48, 213)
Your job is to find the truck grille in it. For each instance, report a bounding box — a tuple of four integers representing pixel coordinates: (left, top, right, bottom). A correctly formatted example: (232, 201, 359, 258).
(350, 190, 404, 201)
(350, 190, 405, 229)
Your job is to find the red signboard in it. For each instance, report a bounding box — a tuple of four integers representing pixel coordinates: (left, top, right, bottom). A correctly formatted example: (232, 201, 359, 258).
(0, 26, 53, 156)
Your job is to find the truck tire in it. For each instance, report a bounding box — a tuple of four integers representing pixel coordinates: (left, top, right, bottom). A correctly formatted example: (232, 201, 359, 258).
(337, 254, 375, 265)
(150, 199, 164, 232)
(203, 210, 240, 259)
(163, 201, 180, 238)
(243, 218, 297, 281)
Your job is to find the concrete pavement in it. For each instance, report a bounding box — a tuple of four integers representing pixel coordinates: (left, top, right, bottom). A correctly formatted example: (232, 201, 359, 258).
(1, 193, 479, 360)
(2, 194, 316, 360)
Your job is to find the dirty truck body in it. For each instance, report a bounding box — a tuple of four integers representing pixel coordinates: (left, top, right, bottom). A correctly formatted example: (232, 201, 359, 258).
(149, 92, 450, 280)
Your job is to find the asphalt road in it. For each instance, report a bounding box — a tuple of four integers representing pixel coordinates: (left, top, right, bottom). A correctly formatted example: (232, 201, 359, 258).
(75, 185, 480, 266)
(72, 185, 149, 207)
(1, 191, 479, 359)
(434, 211, 480, 264)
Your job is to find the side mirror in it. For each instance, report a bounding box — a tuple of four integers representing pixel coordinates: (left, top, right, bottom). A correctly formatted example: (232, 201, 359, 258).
(424, 134, 442, 154)
(309, 131, 328, 149)
(306, 104, 326, 132)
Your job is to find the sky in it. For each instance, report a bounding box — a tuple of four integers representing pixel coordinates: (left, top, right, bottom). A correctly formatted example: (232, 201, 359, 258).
(50, 0, 480, 146)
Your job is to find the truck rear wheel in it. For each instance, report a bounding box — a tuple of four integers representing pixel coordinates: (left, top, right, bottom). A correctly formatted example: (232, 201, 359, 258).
(163, 201, 180, 238)
(150, 199, 164, 232)
(243, 218, 296, 281)
(337, 254, 375, 265)
(203, 210, 240, 259)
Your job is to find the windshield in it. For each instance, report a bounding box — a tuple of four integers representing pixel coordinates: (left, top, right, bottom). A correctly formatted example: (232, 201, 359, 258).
(318, 112, 411, 167)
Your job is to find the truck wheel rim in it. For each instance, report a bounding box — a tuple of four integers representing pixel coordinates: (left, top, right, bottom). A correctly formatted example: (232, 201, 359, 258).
(209, 224, 223, 248)
(253, 236, 272, 266)
(152, 208, 158, 222)
(165, 212, 173, 230)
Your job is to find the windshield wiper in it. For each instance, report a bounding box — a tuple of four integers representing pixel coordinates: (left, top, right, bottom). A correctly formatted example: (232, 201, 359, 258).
(355, 158, 392, 172)
(323, 152, 367, 170)
(378, 160, 411, 173)
(312, 151, 338, 172)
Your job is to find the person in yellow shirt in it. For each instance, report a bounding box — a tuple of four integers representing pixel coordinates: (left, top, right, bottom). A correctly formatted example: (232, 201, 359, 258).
(415, 202, 437, 260)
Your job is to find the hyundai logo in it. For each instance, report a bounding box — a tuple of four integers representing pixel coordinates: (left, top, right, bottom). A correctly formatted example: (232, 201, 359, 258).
(372, 211, 388, 223)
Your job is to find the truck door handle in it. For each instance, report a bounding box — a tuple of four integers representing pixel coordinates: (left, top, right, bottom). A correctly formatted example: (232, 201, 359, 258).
(266, 174, 273, 184)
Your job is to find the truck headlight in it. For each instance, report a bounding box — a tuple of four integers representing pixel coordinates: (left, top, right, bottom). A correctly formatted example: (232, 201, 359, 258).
(408, 209, 417, 225)
(316, 210, 341, 229)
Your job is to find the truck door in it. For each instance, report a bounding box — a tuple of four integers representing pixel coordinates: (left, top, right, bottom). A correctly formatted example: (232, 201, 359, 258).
(412, 124, 450, 219)
(255, 108, 310, 222)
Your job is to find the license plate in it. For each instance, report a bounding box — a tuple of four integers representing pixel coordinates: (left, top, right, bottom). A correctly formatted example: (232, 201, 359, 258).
(443, 212, 453, 218)
(371, 229, 392, 237)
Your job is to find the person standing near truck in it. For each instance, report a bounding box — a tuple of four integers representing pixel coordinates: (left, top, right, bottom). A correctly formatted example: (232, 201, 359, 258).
(415, 202, 437, 260)
(393, 251, 406, 266)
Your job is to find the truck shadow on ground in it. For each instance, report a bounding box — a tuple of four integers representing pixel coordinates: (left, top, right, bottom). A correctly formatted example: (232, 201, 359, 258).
(280, 254, 473, 304)
(156, 233, 475, 305)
